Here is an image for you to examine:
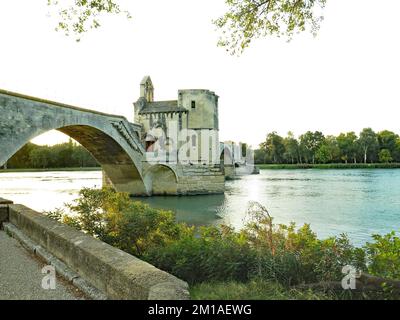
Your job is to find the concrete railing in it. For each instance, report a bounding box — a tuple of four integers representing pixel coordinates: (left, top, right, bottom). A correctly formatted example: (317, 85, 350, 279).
(0, 200, 189, 300)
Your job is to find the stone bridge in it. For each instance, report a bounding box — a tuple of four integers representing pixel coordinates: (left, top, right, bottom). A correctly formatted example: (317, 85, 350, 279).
(0, 89, 227, 195)
(0, 89, 154, 195)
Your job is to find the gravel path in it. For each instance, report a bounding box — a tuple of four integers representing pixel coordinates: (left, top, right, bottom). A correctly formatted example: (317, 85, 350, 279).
(0, 230, 85, 300)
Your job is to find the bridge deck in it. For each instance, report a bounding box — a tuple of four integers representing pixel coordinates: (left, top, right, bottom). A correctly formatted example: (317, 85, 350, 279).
(0, 231, 85, 300)
(0, 88, 128, 120)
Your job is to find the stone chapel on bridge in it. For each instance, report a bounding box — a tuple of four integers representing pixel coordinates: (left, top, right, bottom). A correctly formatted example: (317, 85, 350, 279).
(133, 76, 220, 165)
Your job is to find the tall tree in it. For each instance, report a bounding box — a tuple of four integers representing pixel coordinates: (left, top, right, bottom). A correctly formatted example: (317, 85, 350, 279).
(358, 128, 378, 164)
(214, 0, 327, 55)
(283, 131, 299, 164)
(377, 130, 399, 154)
(30, 146, 51, 169)
(394, 138, 400, 162)
(299, 131, 325, 164)
(254, 148, 268, 164)
(261, 131, 286, 163)
(315, 144, 331, 164)
(337, 132, 358, 164)
(315, 135, 340, 164)
(379, 149, 393, 163)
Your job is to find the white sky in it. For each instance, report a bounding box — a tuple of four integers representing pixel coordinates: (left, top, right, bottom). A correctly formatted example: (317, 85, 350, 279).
(0, 0, 399, 148)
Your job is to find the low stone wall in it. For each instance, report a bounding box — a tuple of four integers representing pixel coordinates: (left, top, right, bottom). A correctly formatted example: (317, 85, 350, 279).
(0, 197, 12, 223)
(2, 202, 189, 300)
(0, 206, 7, 223)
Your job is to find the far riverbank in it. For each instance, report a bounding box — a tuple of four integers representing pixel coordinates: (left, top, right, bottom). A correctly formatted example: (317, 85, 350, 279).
(2, 163, 400, 172)
(257, 163, 400, 170)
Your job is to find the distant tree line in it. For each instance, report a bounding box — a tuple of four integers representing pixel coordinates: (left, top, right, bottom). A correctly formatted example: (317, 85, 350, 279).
(255, 129, 400, 165)
(2, 140, 99, 169)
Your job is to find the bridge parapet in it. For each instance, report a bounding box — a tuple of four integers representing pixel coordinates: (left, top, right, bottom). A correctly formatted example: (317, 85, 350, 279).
(110, 120, 145, 155)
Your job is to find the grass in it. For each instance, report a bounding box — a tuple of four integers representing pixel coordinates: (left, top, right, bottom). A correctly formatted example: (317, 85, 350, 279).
(257, 163, 400, 170)
(190, 279, 334, 300)
(0, 167, 101, 173)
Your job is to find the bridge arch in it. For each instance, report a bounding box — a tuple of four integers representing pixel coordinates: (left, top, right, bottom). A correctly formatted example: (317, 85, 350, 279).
(219, 145, 236, 179)
(220, 146, 234, 166)
(0, 90, 149, 195)
(144, 164, 178, 196)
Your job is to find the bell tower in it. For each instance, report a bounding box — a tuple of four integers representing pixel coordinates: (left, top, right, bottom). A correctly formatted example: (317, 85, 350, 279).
(140, 76, 154, 102)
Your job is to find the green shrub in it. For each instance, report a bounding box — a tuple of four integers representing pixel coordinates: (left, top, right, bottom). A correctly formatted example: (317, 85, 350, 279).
(144, 225, 257, 284)
(241, 202, 366, 285)
(47, 187, 189, 256)
(365, 232, 400, 280)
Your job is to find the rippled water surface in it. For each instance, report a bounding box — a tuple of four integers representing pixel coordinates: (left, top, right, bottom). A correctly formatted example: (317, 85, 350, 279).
(1, 169, 400, 245)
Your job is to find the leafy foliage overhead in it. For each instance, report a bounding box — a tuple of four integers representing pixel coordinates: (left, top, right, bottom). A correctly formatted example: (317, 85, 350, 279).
(47, 1, 327, 53)
(47, 0, 130, 40)
(214, 0, 327, 55)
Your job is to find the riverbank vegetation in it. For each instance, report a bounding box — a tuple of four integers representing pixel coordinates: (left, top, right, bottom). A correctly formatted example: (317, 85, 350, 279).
(255, 129, 400, 166)
(47, 187, 400, 300)
(1, 140, 99, 170)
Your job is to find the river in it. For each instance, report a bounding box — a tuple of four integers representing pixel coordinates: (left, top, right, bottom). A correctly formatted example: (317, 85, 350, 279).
(1, 169, 399, 246)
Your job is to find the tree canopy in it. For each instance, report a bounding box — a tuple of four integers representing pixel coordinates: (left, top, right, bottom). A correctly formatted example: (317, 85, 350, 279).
(3, 140, 99, 169)
(48, 0, 130, 40)
(48, 1, 327, 52)
(214, 0, 327, 55)
(256, 129, 400, 165)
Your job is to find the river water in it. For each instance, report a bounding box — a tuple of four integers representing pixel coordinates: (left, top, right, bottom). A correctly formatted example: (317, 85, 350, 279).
(1, 169, 399, 246)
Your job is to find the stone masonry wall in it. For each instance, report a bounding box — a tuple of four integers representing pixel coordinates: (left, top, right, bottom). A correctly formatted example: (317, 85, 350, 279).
(176, 165, 225, 195)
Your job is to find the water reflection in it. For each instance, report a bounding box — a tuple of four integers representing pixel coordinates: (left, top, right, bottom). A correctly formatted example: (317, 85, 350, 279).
(132, 194, 227, 226)
(0, 171, 102, 212)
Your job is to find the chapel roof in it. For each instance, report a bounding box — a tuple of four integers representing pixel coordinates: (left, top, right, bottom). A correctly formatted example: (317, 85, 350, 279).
(138, 100, 187, 114)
